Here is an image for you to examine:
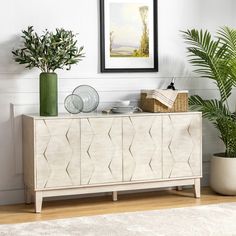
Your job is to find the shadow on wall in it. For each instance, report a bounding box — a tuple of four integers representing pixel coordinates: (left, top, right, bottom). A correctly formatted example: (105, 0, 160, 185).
(159, 55, 192, 77)
(0, 35, 29, 77)
(0, 35, 37, 185)
(9, 103, 39, 176)
(158, 55, 198, 89)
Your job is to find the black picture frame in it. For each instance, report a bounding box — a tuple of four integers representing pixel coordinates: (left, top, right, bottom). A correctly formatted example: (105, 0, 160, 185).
(100, 0, 158, 73)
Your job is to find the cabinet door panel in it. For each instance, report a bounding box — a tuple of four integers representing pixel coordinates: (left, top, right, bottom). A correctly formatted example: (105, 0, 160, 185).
(81, 118, 122, 185)
(163, 114, 201, 178)
(35, 119, 81, 189)
(123, 116, 162, 181)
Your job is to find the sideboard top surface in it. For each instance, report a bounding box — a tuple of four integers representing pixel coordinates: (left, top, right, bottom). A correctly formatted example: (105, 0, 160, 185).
(23, 112, 202, 120)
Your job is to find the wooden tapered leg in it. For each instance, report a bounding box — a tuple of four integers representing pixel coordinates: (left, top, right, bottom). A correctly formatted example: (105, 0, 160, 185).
(112, 191, 118, 201)
(35, 191, 43, 213)
(194, 178, 201, 198)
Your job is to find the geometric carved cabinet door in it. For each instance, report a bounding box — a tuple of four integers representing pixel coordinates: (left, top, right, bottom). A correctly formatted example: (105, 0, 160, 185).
(162, 114, 202, 179)
(123, 116, 162, 182)
(81, 118, 122, 185)
(35, 119, 81, 189)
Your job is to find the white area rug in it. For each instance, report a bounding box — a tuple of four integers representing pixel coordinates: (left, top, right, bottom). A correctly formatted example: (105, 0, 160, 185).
(1, 203, 236, 236)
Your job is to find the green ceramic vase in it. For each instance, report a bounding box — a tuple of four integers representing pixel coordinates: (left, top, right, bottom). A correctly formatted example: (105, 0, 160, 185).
(40, 72, 58, 116)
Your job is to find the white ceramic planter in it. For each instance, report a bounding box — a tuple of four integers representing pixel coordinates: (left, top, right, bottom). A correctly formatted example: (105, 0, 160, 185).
(210, 154, 236, 195)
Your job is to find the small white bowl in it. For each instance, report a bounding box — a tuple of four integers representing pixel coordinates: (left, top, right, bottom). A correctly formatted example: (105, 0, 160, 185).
(116, 100, 130, 107)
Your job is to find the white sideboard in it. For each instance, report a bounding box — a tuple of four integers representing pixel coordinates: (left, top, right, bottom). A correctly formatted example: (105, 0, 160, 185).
(23, 112, 202, 213)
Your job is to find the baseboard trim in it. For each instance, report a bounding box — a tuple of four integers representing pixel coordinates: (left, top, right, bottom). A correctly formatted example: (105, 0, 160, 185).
(0, 189, 25, 205)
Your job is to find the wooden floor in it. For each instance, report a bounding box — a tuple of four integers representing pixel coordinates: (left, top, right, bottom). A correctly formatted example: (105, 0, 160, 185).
(0, 187, 236, 224)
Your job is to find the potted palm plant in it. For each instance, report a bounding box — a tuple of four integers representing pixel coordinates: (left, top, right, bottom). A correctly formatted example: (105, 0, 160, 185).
(12, 26, 84, 116)
(182, 27, 236, 195)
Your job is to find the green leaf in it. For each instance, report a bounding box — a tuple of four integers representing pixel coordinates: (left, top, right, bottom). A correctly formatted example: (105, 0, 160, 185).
(182, 29, 234, 103)
(12, 26, 85, 72)
(182, 27, 236, 156)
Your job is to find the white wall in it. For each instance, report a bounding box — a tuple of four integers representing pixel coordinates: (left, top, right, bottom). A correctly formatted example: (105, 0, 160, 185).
(0, 0, 235, 204)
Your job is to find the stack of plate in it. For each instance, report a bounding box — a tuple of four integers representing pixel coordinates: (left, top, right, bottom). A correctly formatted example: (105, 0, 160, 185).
(64, 85, 99, 114)
(111, 106, 138, 114)
(111, 101, 142, 114)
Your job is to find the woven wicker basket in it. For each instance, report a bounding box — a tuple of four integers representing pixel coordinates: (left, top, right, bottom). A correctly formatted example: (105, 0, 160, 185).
(140, 90, 189, 113)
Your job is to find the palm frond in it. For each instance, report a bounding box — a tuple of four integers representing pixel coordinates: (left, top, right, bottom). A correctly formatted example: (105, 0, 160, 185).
(189, 95, 231, 121)
(217, 27, 236, 57)
(182, 29, 232, 103)
(183, 27, 236, 157)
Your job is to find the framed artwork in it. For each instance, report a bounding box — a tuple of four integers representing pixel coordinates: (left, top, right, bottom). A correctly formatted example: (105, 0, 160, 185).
(100, 0, 158, 72)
